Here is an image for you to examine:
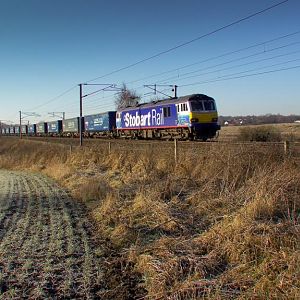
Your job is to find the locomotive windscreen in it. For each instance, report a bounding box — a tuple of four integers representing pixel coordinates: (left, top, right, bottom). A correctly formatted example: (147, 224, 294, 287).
(191, 100, 215, 111)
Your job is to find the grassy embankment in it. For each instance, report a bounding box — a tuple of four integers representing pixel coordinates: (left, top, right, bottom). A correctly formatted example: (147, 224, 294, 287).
(0, 137, 299, 299)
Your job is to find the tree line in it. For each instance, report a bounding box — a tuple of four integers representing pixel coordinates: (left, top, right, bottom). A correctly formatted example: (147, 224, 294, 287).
(219, 114, 300, 125)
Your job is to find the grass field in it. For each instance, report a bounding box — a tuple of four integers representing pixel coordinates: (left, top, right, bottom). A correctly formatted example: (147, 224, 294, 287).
(0, 137, 299, 299)
(219, 122, 300, 141)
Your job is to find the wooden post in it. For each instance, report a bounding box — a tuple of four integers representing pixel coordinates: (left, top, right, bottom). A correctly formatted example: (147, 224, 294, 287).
(108, 142, 111, 155)
(284, 141, 290, 156)
(174, 139, 178, 164)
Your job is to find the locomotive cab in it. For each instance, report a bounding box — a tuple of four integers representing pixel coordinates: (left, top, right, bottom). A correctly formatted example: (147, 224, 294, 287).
(188, 96, 220, 140)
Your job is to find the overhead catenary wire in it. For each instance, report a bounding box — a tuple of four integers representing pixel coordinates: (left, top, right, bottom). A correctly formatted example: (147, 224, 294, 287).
(158, 47, 300, 84)
(19, 1, 294, 121)
(32, 43, 300, 118)
(21, 1, 291, 119)
(77, 44, 299, 107)
(78, 56, 300, 113)
(74, 88, 173, 114)
(26, 85, 78, 111)
(195, 65, 300, 84)
(30, 58, 299, 120)
(178, 49, 300, 82)
(55, 53, 300, 115)
(82, 49, 300, 110)
(156, 41, 300, 84)
(180, 62, 300, 87)
(75, 60, 300, 113)
(83, 62, 300, 113)
(127, 30, 300, 85)
(85, 0, 290, 83)
(77, 33, 300, 109)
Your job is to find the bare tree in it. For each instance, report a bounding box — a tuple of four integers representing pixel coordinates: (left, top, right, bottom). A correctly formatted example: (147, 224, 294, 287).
(115, 83, 140, 109)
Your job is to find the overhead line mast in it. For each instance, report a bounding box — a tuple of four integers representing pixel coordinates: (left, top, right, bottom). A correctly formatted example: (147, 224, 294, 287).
(144, 85, 178, 99)
(78, 83, 122, 146)
(19, 111, 41, 139)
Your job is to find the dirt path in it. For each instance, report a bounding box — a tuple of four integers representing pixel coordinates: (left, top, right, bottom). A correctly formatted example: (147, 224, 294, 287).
(0, 170, 103, 299)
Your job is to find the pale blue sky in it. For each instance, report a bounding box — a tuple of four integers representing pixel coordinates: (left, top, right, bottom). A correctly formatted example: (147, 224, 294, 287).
(0, 0, 299, 124)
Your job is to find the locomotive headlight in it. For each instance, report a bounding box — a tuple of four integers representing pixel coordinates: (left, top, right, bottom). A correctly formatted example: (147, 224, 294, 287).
(191, 118, 199, 123)
(212, 117, 218, 122)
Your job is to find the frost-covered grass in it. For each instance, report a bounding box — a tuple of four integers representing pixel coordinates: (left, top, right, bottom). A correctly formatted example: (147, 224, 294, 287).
(0, 171, 103, 299)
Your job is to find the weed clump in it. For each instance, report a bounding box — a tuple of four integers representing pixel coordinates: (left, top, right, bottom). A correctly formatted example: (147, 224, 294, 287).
(239, 125, 282, 142)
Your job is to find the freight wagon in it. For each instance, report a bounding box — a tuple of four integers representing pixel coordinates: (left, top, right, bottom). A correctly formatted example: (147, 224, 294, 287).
(62, 117, 81, 137)
(9, 127, 15, 135)
(84, 112, 116, 137)
(21, 125, 28, 135)
(47, 120, 63, 135)
(28, 124, 37, 135)
(14, 126, 20, 135)
(36, 122, 48, 135)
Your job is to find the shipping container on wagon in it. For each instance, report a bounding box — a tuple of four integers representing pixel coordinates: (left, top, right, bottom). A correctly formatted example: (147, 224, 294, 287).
(47, 120, 63, 134)
(28, 124, 37, 135)
(14, 126, 20, 135)
(62, 117, 81, 133)
(84, 111, 116, 132)
(36, 122, 48, 134)
(21, 125, 28, 134)
(9, 126, 15, 135)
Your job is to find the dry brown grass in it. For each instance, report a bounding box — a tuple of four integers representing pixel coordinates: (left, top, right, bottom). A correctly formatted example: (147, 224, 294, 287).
(0, 137, 299, 299)
(219, 122, 300, 142)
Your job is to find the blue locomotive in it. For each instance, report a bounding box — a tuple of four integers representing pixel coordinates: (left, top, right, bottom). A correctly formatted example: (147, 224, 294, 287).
(116, 94, 220, 140)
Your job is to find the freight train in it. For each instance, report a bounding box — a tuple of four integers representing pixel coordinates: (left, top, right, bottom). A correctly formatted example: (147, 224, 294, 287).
(1, 94, 220, 141)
